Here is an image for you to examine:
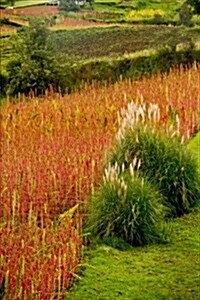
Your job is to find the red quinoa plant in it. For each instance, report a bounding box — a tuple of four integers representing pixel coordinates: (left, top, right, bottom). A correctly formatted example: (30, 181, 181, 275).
(0, 64, 199, 299)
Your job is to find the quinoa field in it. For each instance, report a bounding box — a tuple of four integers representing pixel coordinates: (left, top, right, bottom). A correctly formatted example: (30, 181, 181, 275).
(0, 64, 200, 299)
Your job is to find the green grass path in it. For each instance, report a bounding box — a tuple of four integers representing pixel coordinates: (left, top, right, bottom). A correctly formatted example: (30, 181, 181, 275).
(67, 133, 200, 300)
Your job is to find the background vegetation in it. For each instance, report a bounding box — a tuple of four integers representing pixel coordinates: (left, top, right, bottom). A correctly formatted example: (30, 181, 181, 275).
(1, 0, 200, 97)
(1, 20, 200, 97)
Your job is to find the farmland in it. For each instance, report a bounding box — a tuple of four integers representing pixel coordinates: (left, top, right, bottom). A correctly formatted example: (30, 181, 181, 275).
(0, 0, 199, 27)
(1, 0, 200, 80)
(0, 6, 58, 16)
(1, 64, 200, 299)
(50, 26, 200, 61)
(1, 24, 200, 76)
(1, 0, 200, 299)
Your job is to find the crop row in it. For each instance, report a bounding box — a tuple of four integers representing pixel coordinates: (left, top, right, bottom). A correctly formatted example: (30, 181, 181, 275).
(0, 64, 199, 299)
(51, 26, 199, 61)
(0, 6, 58, 17)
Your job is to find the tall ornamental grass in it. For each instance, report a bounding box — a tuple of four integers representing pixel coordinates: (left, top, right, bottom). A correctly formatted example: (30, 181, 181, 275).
(111, 126, 200, 217)
(88, 161, 168, 246)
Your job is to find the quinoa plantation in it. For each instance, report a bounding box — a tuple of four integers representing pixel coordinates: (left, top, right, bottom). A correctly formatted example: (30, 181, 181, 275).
(0, 0, 200, 299)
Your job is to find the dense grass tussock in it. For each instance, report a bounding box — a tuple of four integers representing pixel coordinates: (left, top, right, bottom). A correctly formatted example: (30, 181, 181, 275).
(88, 162, 168, 246)
(110, 126, 200, 217)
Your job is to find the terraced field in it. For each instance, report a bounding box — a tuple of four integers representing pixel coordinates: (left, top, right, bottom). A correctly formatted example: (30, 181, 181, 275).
(0, 33, 14, 72)
(51, 26, 200, 61)
(3, 5, 58, 15)
(1, 23, 200, 77)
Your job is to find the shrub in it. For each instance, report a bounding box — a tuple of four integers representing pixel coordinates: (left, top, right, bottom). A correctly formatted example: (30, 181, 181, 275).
(178, 3, 194, 26)
(0, 73, 7, 97)
(59, 0, 80, 12)
(136, 0, 147, 10)
(88, 162, 167, 246)
(110, 125, 200, 217)
(186, 0, 200, 15)
(153, 14, 164, 25)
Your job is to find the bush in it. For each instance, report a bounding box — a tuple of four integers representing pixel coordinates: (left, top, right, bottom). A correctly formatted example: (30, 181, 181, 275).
(0, 73, 7, 97)
(152, 14, 164, 25)
(136, 0, 147, 10)
(178, 3, 194, 26)
(0, 17, 22, 27)
(110, 126, 200, 217)
(88, 163, 167, 246)
(59, 0, 80, 12)
(186, 0, 200, 15)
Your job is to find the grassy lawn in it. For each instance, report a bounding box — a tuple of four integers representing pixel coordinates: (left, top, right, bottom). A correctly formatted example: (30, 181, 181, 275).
(67, 132, 200, 300)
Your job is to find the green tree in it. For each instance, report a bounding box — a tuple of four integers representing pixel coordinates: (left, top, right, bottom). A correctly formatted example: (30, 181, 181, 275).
(9, 0, 15, 6)
(59, 0, 80, 12)
(1, 0, 15, 7)
(178, 2, 193, 26)
(0, 73, 7, 98)
(186, 0, 200, 14)
(87, 0, 94, 10)
(6, 18, 65, 96)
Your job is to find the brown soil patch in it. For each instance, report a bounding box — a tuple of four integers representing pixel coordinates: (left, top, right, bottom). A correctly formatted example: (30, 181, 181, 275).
(0, 25, 15, 32)
(55, 17, 104, 28)
(0, 6, 58, 17)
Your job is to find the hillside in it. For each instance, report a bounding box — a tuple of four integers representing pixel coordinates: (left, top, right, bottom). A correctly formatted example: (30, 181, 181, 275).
(0, 1, 200, 299)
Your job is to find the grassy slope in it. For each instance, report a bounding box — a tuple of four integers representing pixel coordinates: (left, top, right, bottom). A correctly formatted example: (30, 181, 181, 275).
(67, 133, 200, 300)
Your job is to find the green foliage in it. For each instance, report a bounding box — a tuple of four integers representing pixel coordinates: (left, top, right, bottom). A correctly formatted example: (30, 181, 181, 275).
(51, 26, 198, 61)
(69, 47, 200, 91)
(6, 18, 67, 96)
(186, 0, 200, 14)
(68, 132, 200, 300)
(110, 126, 200, 217)
(59, 0, 80, 12)
(152, 13, 164, 25)
(178, 3, 194, 26)
(68, 210, 200, 300)
(0, 17, 22, 27)
(99, 236, 132, 251)
(136, 0, 147, 10)
(9, 0, 15, 6)
(0, 73, 8, 97)
(1, 0, 15, 6)
(88, 167, 167, 246)
(2, 25, 200, 95)
(87, 0, 94, 10)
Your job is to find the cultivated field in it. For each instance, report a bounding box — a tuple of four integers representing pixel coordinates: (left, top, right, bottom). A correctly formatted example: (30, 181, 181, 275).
(0, 64, 199, 299)
(0, 6, 58, 16)
(0, 0, 200, 298)
(51, 26, 200, 61)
